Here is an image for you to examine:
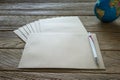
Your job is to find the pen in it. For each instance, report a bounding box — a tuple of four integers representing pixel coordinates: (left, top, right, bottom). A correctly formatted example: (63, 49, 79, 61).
(88, 32, 99, 66)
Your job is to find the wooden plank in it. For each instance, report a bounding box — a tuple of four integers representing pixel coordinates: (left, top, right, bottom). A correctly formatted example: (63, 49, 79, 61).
(0, 10, 94, 16)
(0, 31, 120, 50)
(0, 50, 120, 73)
(0, 72, 120, 80)
(0, 3, 94, 10)
(0, 2, 95, 16)
(0, 16, 120, 32)
(0, 3, 94, 15)
(0, 0, 96, 3)
(0, 26, 17, 30)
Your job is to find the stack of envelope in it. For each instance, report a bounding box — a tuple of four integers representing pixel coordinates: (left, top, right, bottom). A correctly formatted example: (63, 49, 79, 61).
(14, 17, 87, 42)
(14, 16, 105, 69)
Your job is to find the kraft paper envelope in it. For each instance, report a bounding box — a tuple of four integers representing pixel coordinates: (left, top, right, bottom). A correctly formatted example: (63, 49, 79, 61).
(18, 33, 105, 69)
(19, 27, 28, 39)
(14, 16, 88, 42)
(14, 29, 27, 42)
(39, 17, 87, 34)
(26, 24, 34, 33)
(29, 22, 38, 33)
(23, 25, 31, 35)
(34, 21, 41, 33)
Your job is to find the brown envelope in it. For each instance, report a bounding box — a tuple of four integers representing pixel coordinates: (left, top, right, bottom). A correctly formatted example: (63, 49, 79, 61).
(39, 17, 87, 34)
(14, 17, 88, 42)
(18, 33, 105, 69)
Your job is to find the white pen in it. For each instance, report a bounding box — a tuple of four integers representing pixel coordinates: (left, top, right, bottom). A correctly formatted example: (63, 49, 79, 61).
(88, 32, 99, 66)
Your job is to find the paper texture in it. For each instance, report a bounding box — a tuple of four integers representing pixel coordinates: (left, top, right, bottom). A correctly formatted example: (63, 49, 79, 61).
(40, 17, 87, 34)
(18, 33, 105, 69)
(13, 29, 27, 41)
(13, 16, 88, 42)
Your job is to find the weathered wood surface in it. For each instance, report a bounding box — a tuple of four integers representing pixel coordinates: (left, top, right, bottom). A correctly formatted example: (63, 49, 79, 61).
(0, 0, 120, 79)
(0, 49, 120, 74)
(0, 3, 94, 10)
(0, 0, 96, 3)
(0, 9, 94, 16)
(0, 16, 120, 32)
(0, 72, 120, 80)
(0, 3, 95, 16)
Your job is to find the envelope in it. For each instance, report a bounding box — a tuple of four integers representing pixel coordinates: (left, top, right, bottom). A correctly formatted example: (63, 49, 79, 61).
(14, 16, 88, 42)
(39, 17, 87, 34)
(18, 33, 105, 69)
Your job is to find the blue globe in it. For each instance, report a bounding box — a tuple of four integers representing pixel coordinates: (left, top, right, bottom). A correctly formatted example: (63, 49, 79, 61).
(94, 0, 120, 23)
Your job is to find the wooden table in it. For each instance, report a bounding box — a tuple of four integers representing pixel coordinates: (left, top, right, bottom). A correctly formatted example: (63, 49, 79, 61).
(0, 0, 120, 80)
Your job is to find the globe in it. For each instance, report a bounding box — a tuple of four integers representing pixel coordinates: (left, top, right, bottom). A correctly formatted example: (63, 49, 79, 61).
(94, 0, 120, 23)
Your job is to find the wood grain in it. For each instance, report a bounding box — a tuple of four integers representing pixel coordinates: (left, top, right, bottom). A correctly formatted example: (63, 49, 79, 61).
(0, 49, 120, 73)
(0, 0, 96, 3)
(0, 16, 120, 32)
(0, 2, 95, 16)
(0, 72, 120, 80)
(0, 2, 94, 16)
(0, 3, 94, 10)
(0, 10, 94, 16)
